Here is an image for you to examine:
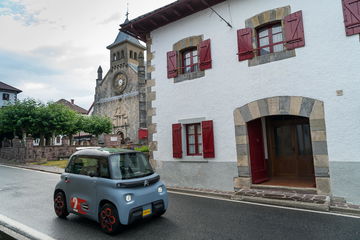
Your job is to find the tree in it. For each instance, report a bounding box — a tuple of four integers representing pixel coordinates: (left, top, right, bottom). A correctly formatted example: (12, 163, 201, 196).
(30, 102, 80, 145)
(0, 98, 113, 146)
(83, 115, 112, 137)
(0, 99, 40, 140)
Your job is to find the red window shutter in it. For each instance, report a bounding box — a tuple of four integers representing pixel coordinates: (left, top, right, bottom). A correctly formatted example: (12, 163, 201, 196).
(237, 28, 254, 61)
(202, 120, 215, 158)
(342, 0, 360, 36)
(199, 39, 212, 71)
(167, 51, 178, 78)
(284, 11, 305, 50)
(172, 123, 182, 158)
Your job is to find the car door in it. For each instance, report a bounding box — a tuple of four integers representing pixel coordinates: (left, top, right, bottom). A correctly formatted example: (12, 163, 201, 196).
(65, 155, 98, 217)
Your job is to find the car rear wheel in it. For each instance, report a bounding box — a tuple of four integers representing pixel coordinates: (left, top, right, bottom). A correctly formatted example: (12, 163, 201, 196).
(54, 191, 69, 218)
(99, 203, 122, 235)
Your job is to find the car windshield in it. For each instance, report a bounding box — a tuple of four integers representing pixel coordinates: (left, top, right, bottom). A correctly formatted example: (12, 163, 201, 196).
(109, 152, 154, 180)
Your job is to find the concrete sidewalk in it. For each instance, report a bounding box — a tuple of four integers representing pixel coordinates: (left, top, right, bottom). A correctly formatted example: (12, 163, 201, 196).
(2, 162, 360, 217)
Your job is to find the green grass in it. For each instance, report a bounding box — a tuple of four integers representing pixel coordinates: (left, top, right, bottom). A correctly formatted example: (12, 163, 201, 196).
(32, 159, 69, 169)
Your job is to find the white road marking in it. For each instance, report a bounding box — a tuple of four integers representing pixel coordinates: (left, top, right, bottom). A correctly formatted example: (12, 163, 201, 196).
(168, 191, 360, 219)
(1, 164, 359, 219)
(0, 214, 56, 240)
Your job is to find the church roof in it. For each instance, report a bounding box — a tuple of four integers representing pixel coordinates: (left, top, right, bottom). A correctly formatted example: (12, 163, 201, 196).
(106, 31, 145, 50)
(0, 81, 22, 93)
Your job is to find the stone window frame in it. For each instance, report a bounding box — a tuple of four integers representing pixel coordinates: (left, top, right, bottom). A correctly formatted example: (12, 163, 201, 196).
(245, 6, 296, 67)
(172, 35, 205, 83)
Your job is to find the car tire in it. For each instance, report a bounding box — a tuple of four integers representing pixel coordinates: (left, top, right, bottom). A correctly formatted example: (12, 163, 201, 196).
(54, 191, 69, 218)
(99, 203, 122, 235)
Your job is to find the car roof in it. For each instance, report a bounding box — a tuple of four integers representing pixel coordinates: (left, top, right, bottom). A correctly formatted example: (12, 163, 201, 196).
(72, 147, 138, 157)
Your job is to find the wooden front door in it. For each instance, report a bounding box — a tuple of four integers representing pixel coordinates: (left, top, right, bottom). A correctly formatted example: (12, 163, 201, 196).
(267, 116, 315, 179)
(247, 118, 269, 184)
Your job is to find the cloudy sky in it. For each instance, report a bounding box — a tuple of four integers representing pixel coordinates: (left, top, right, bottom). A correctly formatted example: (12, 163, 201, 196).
(0, 0, 173, 110)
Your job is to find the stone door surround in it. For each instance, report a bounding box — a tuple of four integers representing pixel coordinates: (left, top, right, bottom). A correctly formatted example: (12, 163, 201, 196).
(233, 96, 331, 195)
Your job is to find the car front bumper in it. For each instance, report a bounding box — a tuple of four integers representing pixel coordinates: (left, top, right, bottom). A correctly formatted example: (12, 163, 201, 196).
(128, 199, 165, 224)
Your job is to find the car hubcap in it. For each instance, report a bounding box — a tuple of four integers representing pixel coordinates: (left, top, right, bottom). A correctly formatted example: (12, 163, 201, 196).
(54, 195, 64, 215)
(100, 208, 116, 232)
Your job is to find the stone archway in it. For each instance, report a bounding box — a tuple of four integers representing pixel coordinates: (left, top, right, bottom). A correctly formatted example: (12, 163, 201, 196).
(116, 130, 125, 144)
(233, 96, 330, 195)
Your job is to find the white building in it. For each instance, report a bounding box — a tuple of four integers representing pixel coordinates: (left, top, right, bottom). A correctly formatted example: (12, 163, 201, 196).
(121, 0, 360, 203)
(0, 81, 22, 108)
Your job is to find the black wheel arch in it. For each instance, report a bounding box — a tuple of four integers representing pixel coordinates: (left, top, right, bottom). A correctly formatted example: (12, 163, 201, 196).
(98, 199, 117, 214)
(54, 189, 66, 198)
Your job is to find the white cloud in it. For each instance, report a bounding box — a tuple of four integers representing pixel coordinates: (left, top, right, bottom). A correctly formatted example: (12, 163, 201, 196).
(100, 12, 123, 25)
(22, 82, 47, 90)
(0, 0, 174, 109)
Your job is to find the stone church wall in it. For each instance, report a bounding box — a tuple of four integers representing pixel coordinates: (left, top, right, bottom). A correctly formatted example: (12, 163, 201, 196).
(94, 95, 140, 143)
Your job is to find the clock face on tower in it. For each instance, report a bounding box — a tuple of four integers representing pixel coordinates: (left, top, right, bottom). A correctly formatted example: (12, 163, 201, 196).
(113, 72, 128, 94)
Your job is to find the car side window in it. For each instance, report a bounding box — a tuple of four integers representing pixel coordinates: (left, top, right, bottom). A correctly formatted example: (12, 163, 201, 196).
(65, 156, 75, 173)
(79, 157, 98, 176)
(67, 156, 99, 177)
(99, 158, 110, 179)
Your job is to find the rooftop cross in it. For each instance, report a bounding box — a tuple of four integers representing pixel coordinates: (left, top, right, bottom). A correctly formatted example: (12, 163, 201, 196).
(125, 2, 129, 22)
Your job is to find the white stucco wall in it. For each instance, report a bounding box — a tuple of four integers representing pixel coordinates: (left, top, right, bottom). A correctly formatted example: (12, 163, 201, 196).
(150, 0, 360, 165)
(0, 91, 17, 107)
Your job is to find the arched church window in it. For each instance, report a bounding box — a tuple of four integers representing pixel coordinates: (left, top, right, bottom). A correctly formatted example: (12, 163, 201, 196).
(130, 50, 133, 59)
(121, 50, 125, 58)
(134, 52, 137, 60)
(113, 53, 117, 61)
(117, 52, 120, 60)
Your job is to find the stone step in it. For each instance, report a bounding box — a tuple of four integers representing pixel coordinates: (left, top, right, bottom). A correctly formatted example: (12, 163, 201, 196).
(235, 188, 329, 205)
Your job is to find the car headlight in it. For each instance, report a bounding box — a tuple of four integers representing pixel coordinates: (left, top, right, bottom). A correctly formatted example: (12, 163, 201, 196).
(125, 194, 132, 202)
(158, 186, 163, 193)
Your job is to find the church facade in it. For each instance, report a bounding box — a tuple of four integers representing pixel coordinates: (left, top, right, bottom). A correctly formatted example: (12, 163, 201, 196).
(92, 23, 147, 144)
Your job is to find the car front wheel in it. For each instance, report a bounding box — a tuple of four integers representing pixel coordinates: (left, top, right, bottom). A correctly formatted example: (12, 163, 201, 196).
(54, 191, 69, 218)
(99, 203, 122, 234)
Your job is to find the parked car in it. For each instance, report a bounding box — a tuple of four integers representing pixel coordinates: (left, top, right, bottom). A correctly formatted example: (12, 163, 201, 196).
(53, 148, 168, 234)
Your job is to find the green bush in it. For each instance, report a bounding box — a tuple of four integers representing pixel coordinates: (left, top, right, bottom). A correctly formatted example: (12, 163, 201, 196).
(135, 145, 149, 152)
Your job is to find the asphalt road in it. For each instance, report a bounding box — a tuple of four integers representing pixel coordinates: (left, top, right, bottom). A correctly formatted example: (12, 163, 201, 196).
(0, 165, 359, 240)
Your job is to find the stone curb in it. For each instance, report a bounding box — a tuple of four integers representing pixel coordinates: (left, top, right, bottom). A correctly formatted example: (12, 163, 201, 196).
(2, 163, 360, 217)
(0, 163, 63, 175)
(232, 195, 330, 212)
(329, 206, 360, 216)
(0, 223, 30, 240)
(0, 214, 56, 240)
(167, 186, 330, 212)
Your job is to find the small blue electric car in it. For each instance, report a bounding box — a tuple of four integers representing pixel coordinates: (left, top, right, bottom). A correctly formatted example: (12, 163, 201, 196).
(53, 148, 168, 234)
